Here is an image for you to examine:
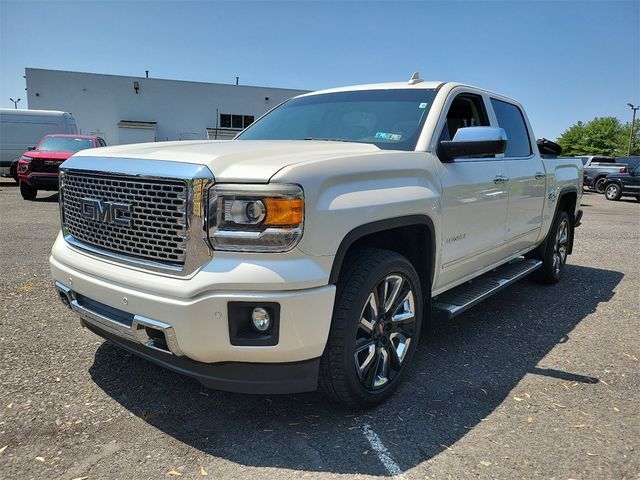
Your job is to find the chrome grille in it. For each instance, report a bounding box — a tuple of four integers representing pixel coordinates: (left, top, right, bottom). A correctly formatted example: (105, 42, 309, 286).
(62, 171, 188, 264)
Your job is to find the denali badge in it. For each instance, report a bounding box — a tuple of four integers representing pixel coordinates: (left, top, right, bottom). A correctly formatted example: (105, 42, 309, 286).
(80, 198, 132, 227)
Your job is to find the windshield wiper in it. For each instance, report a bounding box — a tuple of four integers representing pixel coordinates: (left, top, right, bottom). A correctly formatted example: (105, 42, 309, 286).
(302, 137, 353, 143)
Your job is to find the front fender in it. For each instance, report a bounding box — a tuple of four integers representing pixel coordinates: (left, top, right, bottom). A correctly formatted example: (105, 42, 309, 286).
(271, 151, 442, 259)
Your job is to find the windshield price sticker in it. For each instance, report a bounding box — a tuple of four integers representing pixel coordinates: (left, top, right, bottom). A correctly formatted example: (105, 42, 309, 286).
(375, 132, 402, 141)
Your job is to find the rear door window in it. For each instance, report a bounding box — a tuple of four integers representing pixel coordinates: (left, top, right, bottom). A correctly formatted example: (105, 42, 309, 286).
(491, 99, 532, 158)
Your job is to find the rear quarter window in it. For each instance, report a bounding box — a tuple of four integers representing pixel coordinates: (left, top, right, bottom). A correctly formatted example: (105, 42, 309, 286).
(491, 99, 532, 157)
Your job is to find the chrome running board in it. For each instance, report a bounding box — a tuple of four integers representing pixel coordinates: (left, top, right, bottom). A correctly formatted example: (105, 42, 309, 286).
(433, 257, 542, 319)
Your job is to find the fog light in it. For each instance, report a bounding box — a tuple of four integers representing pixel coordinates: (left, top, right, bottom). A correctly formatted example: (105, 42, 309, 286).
(251, 307, 271, 332)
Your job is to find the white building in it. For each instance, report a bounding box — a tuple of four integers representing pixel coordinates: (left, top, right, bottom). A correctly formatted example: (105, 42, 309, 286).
(25, 68, 308, 145)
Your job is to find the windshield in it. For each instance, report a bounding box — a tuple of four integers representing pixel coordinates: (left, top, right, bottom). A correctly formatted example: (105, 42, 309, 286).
(38, 136, 94, 152)
(236, 89, 438, 151)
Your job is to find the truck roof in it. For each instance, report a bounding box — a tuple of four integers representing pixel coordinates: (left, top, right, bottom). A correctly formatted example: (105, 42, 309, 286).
(300, 80, 446, 97)
(0, 108, 71, 116)
(297, 80, 520, 106)
(42, 134, 98, 139)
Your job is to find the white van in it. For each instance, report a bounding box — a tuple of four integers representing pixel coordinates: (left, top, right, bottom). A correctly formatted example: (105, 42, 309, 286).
(0, 109, 78, 179)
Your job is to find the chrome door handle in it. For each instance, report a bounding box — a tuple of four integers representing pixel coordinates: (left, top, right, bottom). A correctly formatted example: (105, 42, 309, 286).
(535, 172, 546, 179)
(494, 175, 509, 184)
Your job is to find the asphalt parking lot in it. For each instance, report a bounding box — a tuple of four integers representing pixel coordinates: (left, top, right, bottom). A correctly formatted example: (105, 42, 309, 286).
(1, 179, 638, 480)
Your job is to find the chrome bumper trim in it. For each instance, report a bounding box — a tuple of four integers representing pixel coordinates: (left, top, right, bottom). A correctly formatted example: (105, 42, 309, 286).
(55, 281, 183, 356)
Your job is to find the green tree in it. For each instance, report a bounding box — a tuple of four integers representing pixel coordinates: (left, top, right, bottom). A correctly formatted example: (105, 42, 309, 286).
(620, 122, 640, 156)
(556, 117, 640, 157)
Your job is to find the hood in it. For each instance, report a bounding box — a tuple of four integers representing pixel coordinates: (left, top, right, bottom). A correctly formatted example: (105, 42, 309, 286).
(72, 140, 381, 182)
(23, 150, 74, 160)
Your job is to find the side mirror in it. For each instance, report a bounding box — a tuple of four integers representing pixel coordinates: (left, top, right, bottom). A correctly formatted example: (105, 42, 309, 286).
(27, 145, 36, 151)
(438, 126, 507, 162)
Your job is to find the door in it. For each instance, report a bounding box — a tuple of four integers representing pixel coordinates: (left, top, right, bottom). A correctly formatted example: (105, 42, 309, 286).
(435, 92, 510, 291)
(490, 98, 545, 252)
(625, 164, 640, 194)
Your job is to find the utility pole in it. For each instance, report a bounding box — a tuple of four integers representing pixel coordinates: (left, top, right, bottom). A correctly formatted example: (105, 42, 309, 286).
(9, 97, 20, 109)
(215, 107, 219, 140)
(628, 103, 639, 156)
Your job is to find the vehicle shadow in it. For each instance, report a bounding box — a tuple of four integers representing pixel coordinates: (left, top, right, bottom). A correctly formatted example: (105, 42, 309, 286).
(34, 192, 59, 203)
(89, 264, 622, 476)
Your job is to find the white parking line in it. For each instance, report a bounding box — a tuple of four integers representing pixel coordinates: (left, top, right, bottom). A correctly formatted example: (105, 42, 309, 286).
(362, 423, 405, 478)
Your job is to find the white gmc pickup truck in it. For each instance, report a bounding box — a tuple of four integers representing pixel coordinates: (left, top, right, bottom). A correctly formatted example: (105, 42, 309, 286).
(51, 76, 583, 407)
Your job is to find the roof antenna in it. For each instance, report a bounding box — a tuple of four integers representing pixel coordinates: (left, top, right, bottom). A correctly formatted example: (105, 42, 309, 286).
(408, 72, 423, 85)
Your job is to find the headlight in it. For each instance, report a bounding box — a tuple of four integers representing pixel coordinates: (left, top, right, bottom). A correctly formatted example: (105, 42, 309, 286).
(207, 184, 304, 252)
(18, 157, 32, 173)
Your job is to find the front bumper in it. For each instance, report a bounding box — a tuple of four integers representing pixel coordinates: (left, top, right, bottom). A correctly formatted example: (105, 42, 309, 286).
(50, 237, 336, 393)
(20, 172, 59, 190)
(77, 310, 320, 394)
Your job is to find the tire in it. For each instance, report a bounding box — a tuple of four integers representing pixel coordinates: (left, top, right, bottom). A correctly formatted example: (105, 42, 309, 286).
(19, 181, 37, 200)
(10, 162, 18, 184)
(319, 248, 423, 408)
(531, 210, 571, 284)
(604, 183, 622, 201)
(594, 176, 608, 194)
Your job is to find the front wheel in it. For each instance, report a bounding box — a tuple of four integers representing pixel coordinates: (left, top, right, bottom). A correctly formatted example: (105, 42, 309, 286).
(604, 183, 622, 201)
(19, 181, 37, 200)
(319, 248, 422, 408)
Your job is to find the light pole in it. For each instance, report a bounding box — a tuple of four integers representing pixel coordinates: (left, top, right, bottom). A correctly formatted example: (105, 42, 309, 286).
(628, 103, 640, 156)
(9, 97, 20, 109)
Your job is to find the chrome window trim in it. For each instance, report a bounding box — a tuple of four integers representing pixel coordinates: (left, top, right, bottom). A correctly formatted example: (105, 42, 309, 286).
(59, 157, 214, 277)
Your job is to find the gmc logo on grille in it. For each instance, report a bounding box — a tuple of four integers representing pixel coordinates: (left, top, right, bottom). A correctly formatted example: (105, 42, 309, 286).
(80, 198, 132, 227)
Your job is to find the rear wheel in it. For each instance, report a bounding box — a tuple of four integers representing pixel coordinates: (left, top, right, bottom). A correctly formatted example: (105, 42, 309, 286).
(532, 210, 570, 284)
(19, 181, 37, 200)
(319, 248, 422, 408)
(594, 176, 608, 194)
(604, 183, 622, 201)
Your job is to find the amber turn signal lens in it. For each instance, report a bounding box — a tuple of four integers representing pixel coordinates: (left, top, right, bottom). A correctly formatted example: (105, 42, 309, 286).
(263, 198, 303, 226)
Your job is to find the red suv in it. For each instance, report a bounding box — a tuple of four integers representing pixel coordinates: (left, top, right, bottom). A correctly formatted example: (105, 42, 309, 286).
(18, 134, 106, 200)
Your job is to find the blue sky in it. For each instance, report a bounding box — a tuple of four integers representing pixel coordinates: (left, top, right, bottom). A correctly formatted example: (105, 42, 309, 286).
(1, 0, 638, 139)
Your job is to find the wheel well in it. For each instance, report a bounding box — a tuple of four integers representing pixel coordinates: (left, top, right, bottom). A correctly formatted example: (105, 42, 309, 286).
(330, 221, 433, 301)
(558, 191, 577, 221)
(593, 174, 609, 187)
